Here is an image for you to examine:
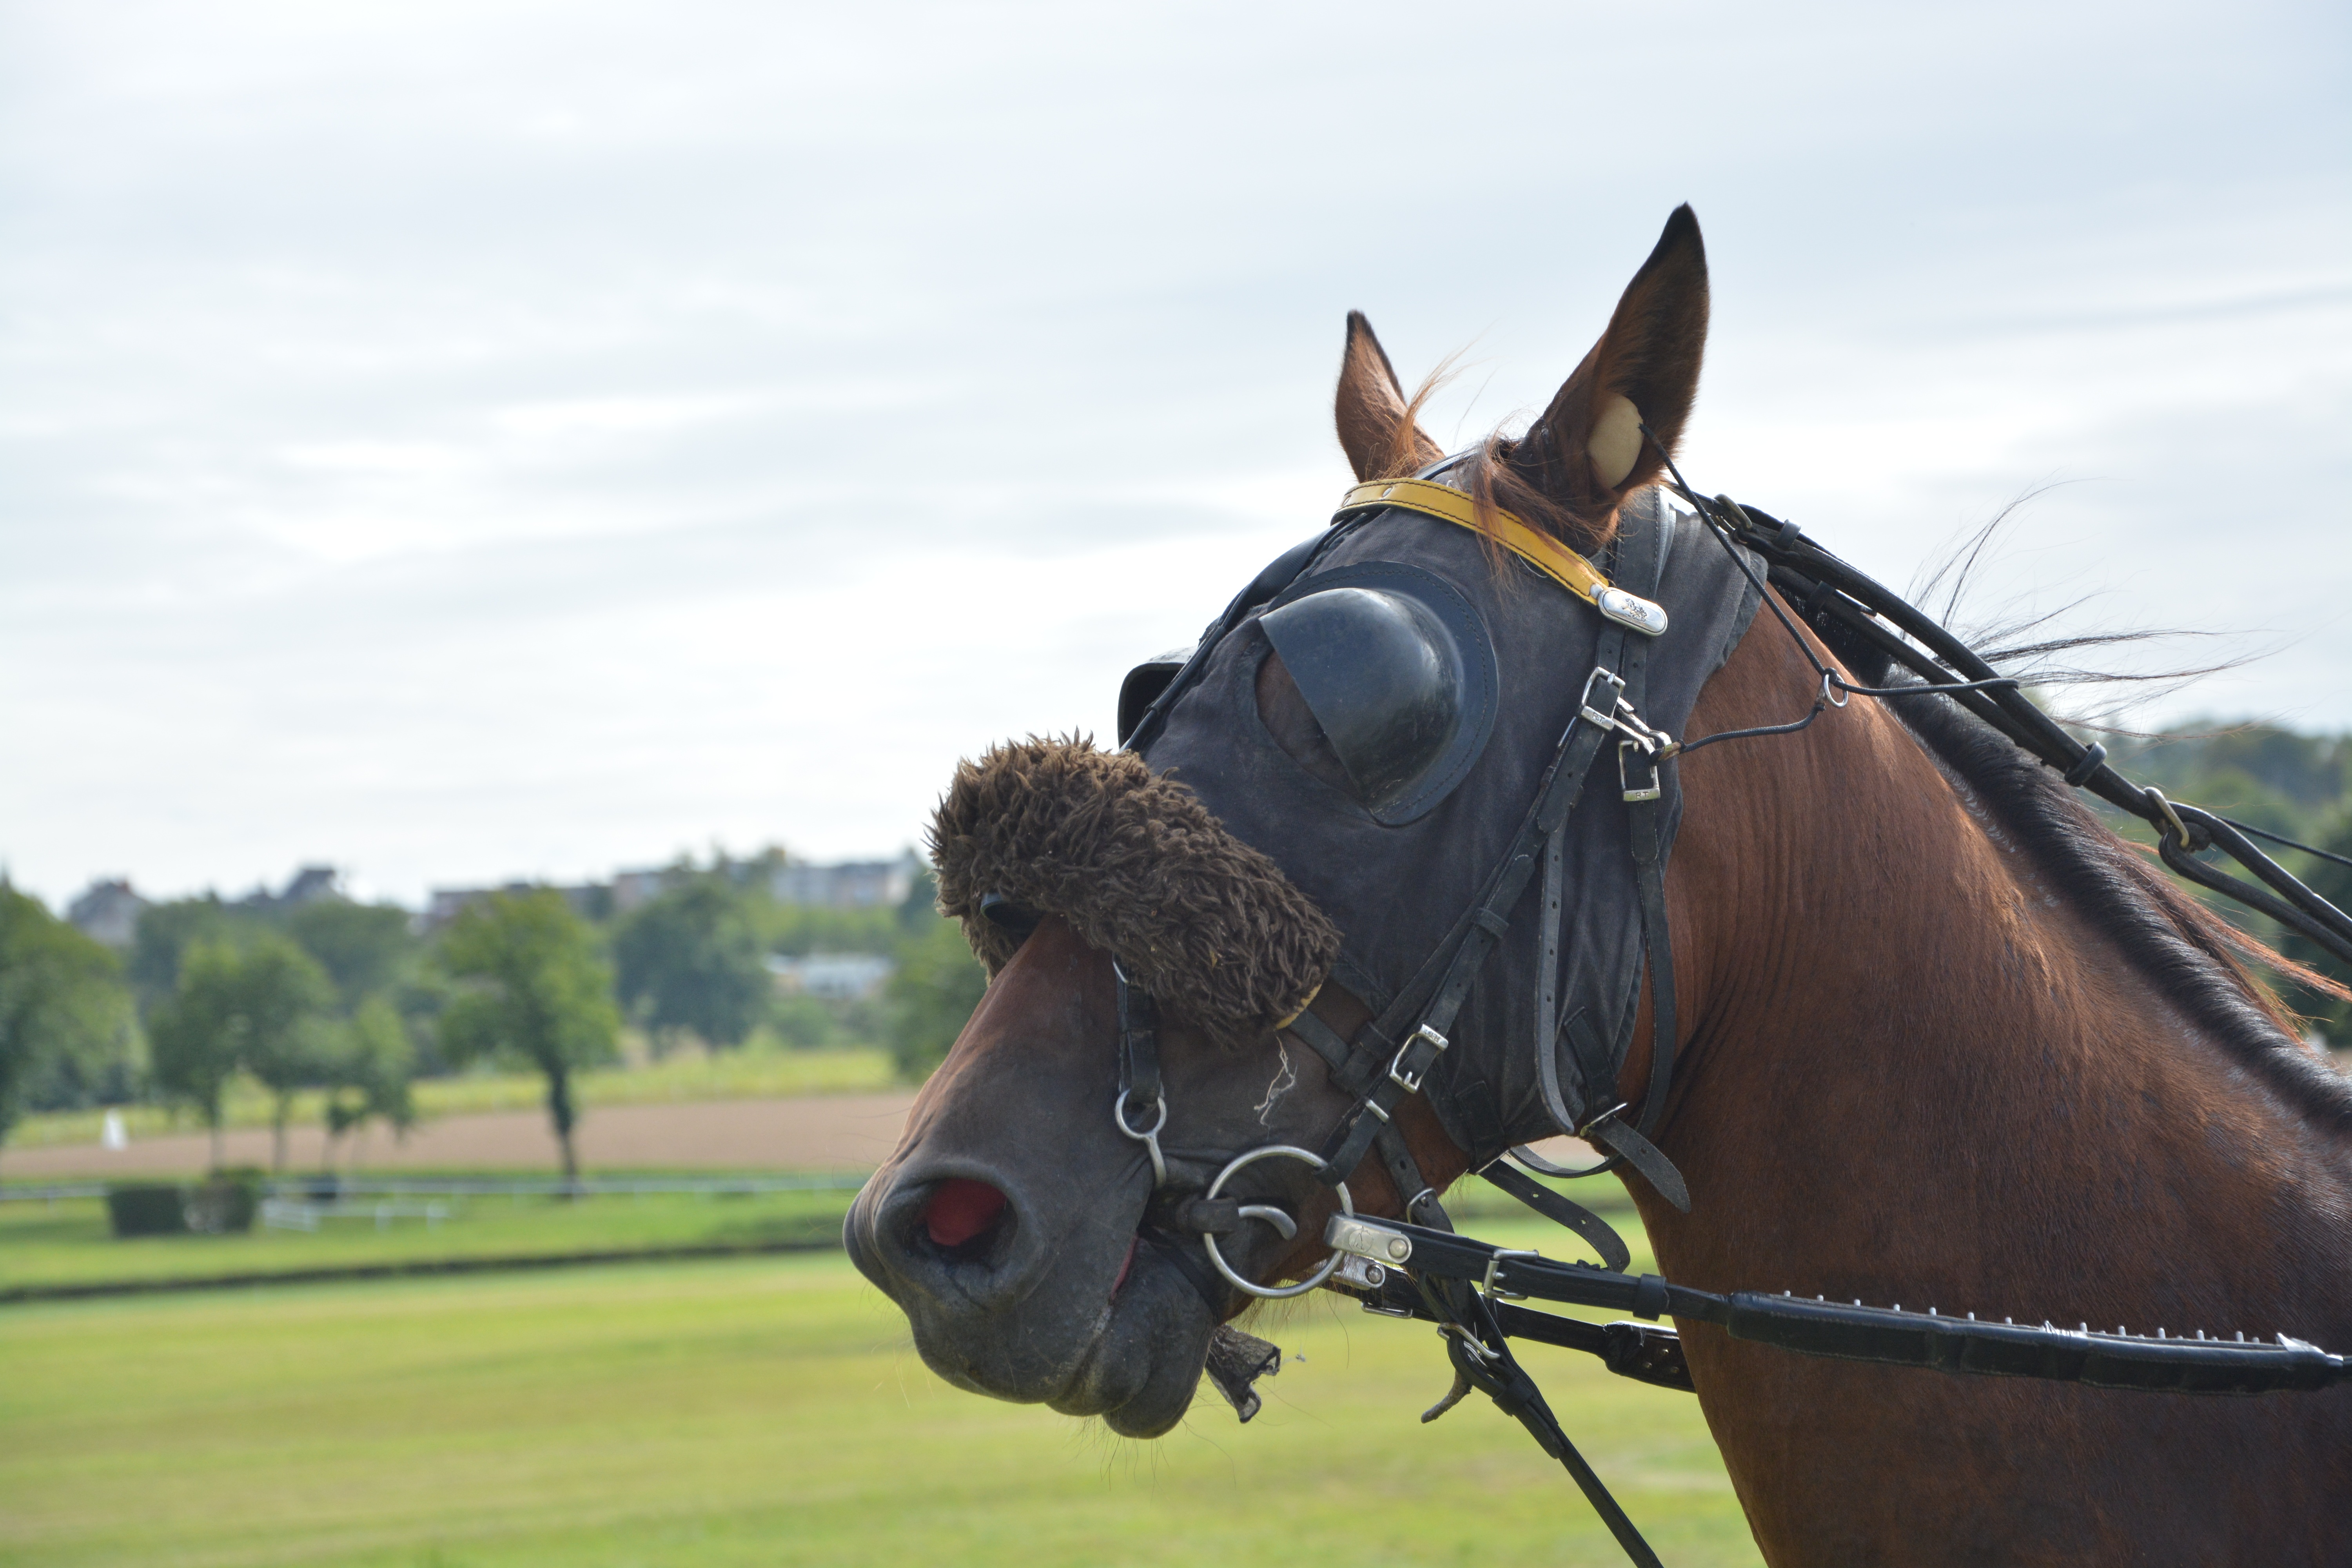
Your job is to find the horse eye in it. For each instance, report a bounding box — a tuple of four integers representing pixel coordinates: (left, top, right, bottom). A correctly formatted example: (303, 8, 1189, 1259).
(1255, 649, 1356, 797)
(978, 893, 1040, 944)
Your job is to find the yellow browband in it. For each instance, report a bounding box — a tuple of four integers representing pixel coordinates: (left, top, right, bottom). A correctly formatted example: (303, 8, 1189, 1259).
(1335, 477, 1612, 606)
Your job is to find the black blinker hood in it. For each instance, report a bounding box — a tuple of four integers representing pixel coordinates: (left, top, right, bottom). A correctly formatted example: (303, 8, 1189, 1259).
(1134, 483, 1762, 1163)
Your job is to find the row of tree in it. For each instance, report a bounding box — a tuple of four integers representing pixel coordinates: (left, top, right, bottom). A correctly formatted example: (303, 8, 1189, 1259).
(0, 857, 988, 1180)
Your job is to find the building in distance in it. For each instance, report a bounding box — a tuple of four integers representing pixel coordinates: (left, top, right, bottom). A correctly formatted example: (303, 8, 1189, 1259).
(767, 952, 896, 1000)
(65, 879, 148, 947)
(766, 855, 916, 911)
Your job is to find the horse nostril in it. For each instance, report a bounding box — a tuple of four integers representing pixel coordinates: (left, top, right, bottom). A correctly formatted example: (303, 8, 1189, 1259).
(924, 1178, 1009, 1250)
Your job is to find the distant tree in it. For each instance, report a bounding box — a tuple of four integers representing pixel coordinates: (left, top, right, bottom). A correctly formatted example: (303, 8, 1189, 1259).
(612, 880, 770, 1050)
(2277, 807, 2352, 1039)
(321, 996, 417, 1169)
(897, 864, 941, 933)
(147, 935, 335, 1172)
(758, 902, 904, 959)
(285, 900, 417, 1011)
(127, 897, 259, 1006)
(147, 942, 247, 1171)
(0, 886, 136, 1174)
(884, 918, 989, 1081)
(226, 936, 338, 1172)
(436, 890, 619, 1181)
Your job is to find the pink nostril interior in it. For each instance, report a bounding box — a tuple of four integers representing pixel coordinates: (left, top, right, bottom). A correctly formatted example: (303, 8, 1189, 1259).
(924, 1178, 1008, 1248)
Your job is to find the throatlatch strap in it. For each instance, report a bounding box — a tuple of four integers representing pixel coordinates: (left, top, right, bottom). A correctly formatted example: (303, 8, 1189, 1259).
(1479, 1159, 1631, 1273)
(1627, 791, 1677, 1141)
(1536, 1007, 1616, 1145)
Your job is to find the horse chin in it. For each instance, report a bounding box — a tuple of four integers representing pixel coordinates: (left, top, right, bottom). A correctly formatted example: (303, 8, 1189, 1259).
(1047, 1250, 1221, 1438)
(854, 1200, 1219, 1439)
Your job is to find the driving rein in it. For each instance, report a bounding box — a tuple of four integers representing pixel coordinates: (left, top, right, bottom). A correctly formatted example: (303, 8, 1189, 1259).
(1096, 446, 2352, 1568)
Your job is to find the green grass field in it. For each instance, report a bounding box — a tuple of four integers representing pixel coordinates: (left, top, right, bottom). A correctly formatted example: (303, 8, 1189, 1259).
(0, 1188, 857, 1294)
(0, 1217, 1763, 1568)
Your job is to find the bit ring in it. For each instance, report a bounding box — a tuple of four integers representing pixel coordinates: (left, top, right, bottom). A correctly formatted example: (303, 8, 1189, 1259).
(1201, 1145, 1353, 1299)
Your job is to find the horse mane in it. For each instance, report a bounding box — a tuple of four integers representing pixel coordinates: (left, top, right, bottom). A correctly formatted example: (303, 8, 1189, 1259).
(1889, 688, 2352, 1136)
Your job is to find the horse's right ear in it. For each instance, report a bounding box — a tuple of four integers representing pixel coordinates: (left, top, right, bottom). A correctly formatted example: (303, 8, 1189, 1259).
(1335, 311, 1441, 481)
(1523, 205, 1710, 519)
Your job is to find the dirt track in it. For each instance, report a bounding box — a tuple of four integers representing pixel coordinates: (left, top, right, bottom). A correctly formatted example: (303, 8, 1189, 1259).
(0, 1092, 920, 1180)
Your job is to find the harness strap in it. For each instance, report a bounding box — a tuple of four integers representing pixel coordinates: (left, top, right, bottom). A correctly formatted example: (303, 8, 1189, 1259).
(1423, 1278, 1668, 1568)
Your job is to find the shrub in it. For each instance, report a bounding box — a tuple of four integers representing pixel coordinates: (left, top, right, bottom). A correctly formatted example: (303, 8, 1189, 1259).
(769, 995, 838, 1050)
(105, 1183, 186, 1237)
(185, 1172, 260, 1234)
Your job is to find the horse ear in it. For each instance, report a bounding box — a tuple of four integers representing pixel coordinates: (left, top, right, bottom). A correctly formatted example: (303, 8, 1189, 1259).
(1335, 310, 1442, 481)
(1526, 205, 1709, 514)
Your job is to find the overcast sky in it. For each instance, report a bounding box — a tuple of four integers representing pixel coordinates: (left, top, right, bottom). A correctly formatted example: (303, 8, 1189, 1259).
(3, 1, 2347, 910)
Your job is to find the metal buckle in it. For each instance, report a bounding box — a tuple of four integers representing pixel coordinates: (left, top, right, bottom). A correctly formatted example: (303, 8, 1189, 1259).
(1619, 739, 1662, 803)
(1481, 1248, 1540, 1301)
(1576, 1101, 1628, 1139)
(1578, 667, 1628, 731)
(1387, 1024, 1449, 1095)
(1581, 668, 1678, 785)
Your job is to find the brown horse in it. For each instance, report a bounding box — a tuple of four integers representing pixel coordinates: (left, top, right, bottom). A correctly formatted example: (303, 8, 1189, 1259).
(847, 208, 2352, 1563)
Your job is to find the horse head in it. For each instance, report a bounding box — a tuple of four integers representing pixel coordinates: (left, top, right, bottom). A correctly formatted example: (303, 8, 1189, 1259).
(844, 207, 1746, 1437)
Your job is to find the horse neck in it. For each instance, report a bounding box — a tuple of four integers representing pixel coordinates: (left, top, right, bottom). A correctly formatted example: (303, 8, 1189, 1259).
(1644, 624, 2352, 1341)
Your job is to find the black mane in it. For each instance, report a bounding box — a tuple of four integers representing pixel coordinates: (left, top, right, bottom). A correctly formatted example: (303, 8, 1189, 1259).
(1893, 688, 2352, 1136)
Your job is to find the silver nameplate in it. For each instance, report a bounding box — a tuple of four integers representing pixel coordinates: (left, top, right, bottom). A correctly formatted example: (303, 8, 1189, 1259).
(1595, 586, 1668, 637)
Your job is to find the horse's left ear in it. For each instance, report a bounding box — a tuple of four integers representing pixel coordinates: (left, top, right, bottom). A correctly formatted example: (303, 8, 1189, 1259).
(1524, 205, 1709, 516)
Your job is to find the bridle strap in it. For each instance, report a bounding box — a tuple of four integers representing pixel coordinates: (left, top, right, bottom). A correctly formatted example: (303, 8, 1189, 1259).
(1118, 970, 1162, 1112)
(1314, 497, 1703, 1202)
(1283, 994, 1451, 1227)
(1113, 965, 1170, 1189)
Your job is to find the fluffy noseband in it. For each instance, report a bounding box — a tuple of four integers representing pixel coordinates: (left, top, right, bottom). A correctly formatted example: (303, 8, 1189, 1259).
(929, 737, 1340, 1049)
